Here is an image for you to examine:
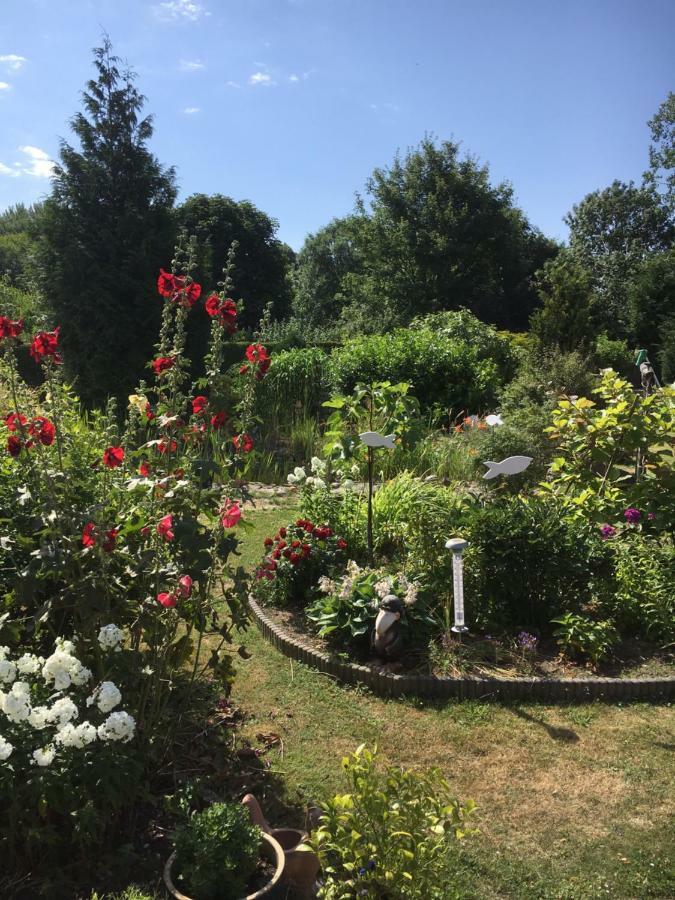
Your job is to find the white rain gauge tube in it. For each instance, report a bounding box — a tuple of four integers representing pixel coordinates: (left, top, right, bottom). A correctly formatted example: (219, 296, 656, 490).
(445, 538, 469, 634)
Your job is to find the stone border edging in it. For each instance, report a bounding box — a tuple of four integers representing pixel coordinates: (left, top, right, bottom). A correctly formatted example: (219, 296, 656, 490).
(248, 598, 675, 703)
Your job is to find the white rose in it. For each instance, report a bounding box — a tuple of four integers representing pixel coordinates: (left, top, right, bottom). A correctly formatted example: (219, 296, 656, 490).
(16, 653, 42, 675)
(0, 659, 17, 685)
(49, 696, 79, 725)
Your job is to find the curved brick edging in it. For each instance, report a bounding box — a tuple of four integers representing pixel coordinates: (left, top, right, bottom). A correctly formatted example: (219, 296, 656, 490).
(248, 597, 675, 703)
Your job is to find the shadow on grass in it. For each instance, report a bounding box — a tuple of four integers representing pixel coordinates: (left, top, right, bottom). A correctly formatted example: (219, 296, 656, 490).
(510, 706, 579, 743)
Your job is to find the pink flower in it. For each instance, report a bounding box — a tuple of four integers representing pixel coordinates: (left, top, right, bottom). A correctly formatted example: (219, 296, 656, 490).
(157, 592, 177, 608)
(600, 524, 617, 540)
(157, 514, 175, 542)
(624, 508, 641, 524)
(177, 575, 193, 599)
(220, 499, 242, 529)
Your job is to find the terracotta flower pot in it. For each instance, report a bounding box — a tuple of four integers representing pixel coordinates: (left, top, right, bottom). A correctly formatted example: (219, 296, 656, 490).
(163, 831, 285, 900)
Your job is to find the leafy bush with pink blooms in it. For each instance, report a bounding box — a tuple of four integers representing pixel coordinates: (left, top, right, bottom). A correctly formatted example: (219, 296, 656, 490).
(0, 235, 269, 878)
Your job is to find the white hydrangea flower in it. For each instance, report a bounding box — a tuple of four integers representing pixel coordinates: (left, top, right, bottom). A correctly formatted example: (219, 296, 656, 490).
(0, 658, 17, 685)
(98, 710, 136, 743)
(70, 663, 92, 687)
(54, 721, 97, 749)
(16, 653, 42, 676)
(87, 681, 122, 714)
(287, 466, 307, 485)
(32, 745, 56, 767)
(28, 705, 51, 729)
(2, 683, 31, 723)
(306, 476, 327, 489)
(42, 640, 90, 692)
(97, 624, 124, 652)
(49, 696, 79, 725)
(0, 735, 13, 760)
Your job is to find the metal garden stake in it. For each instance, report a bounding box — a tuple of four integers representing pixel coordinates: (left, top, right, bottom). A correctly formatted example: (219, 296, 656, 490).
(445, 538, 469, 635)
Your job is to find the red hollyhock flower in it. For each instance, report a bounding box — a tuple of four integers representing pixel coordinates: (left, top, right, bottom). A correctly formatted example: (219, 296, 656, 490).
(233, 432, 254, 453)
(177, 575, 193, 599)
(152, 356, 175, 376)
(219, 299, 237, 333)
(220, 499, 242, 529)
(7, 435, 22, 457)
(157, 592, 177, 608)
(145, 402, 155, 421)
(184, 281, 202, 307)
(192, 395, 208, 415)
(204, 294, 221, 317)
(0, 316, 23, 339)
(103, 446, 125, 469)
(82, 522, 97, 548)
(210, 411, 228, 430)
(157, 437, 178, 455)
(157, 514, 175, 542)
(157, 269, 178, 298)
(29, 328, 61, 365)
(246, 343, 269, 364)
(102, 528, 118, 552)
(139, 460, 151, 477)
(264, 537, 273, 547)
(29, 416, 56, 446)
(4, 412, 27, 432)
(337, 538, 348, 550)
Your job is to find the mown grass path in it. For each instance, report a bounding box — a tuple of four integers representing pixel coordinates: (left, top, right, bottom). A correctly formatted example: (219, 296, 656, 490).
(230, 503, 675, 899)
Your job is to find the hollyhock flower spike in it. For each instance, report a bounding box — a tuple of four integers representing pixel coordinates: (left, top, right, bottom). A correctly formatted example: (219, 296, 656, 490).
(103, 446, 125, 468)
(192, 395, 208, 415)
(152, 356, 175, 376)
(29, 328, 61, 364)
(157, 514, 175, 542)
(220, 499, 242, 529)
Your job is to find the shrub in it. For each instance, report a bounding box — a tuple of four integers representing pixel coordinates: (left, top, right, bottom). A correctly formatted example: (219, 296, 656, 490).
(552, 613, 619, 666)
(172, 802, 262, 900)
(254, 346, 332, 424)
(312, 744, 476, 900)
(251, 518, 348, 607)
(607, 533, 675, 642)
(462, 497, 612, 632)
(329, 325, 508, 416)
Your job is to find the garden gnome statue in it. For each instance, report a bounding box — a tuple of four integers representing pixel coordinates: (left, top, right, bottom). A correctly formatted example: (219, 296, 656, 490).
(372, 595, 405, 660)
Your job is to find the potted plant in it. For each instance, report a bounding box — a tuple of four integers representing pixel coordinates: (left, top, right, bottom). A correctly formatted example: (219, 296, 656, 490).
(164, 802, 284, 900)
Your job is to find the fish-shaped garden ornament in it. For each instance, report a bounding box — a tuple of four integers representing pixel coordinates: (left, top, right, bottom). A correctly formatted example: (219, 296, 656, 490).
(482, 455, 533, 479)
(359, 431, 396, 450)
(485, 414, 504, 427)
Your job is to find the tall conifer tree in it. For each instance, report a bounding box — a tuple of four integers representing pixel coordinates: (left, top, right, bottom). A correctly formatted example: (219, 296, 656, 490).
(40, 38, 176, 404)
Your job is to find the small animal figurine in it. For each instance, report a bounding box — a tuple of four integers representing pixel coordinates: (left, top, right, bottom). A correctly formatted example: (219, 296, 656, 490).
(372, 595, 405, 660)
(359, 431, 396, 449)
(482, 455, 533, 479)
(485, 413, 504, 427)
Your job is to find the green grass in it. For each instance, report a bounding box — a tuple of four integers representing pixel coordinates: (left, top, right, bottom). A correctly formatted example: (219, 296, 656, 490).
(229, 505, 675, 900)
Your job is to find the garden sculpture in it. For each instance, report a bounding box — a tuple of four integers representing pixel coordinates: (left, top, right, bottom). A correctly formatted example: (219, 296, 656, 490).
(372, 595, 405, 660)
(359, 431, 397, 449)
(482, 455, 533, 479)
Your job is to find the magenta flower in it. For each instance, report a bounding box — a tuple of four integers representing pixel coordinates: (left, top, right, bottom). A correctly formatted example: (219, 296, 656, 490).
(623, 508, 641, 524)
(600, 524, 617, 539)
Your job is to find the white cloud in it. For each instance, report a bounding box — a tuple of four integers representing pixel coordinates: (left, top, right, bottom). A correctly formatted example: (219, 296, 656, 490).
(249, 71, 275, 87)
(182, 106, 200, 114)
(225, 80, 241, 88)
(0, 82, 11, 91)
(153, 0, 208, 22)
(179, 58, 204, 71)
(0, 146, 55, 179)
(289, 74, 299, 83)
(0, 55, 27, 72)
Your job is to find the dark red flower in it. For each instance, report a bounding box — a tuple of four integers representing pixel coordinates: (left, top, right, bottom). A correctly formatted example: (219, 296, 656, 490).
(157, 514, 175, 542)
(29, 416, 56, 446)
(152, 356, 175, 376)
(157, 269, 178, 298)
(139, 460, 151, 477)
(301, 543, 311, 557)
(157, 437, 178, 455)
(29, 328, 61, 365)
(103, 446, 125, 469)
(7, 435, 22, 457)
(145, 402, 155, 421)
(264, 537, 273, 547)
(210, 411, 228, 430)
(283, 548, 292, 559)
(219, 299, 237, 333)
(289, 552, 300, 565)
(82, 522, 97, 548)
(233, 432, 254, 453)
(184, 282, 202, 307)
(102, 528, 118, 552)
(0, 316, 23, 339)
(291, 539, 301, 549)
(192, 395, 208, 415)
(278, 527, 287, 538)
(4, 412, 27, 432)
(277, 540, 287, 550)
(266, 559, 277, 571)
(272, 548, 281, 560)
(337, 538, 348, 550)
(205, 294, 221, 317)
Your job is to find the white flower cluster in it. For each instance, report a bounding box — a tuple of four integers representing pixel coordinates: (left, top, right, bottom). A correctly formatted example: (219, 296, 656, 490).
(375, 573, 418, 606)
(97, 624, 124, 652)
(287, 457, 328, 489)
(0, 631, 136, 767)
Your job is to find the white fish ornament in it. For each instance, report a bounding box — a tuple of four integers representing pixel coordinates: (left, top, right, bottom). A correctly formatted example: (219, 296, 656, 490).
(485, 414, 504, 427)
(359, 431, 396, 450)
(482, 455, 533, 479)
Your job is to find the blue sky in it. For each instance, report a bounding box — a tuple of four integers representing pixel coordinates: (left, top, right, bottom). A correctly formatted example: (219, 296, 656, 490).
(1, 0, 673, 250)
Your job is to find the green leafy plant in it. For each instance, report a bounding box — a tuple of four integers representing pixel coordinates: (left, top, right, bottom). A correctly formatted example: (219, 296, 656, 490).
(172, 802, 262, 900)
(607, 533, 675, 642)
(552, 613, 619, 666)
(312, 744, 476, 900)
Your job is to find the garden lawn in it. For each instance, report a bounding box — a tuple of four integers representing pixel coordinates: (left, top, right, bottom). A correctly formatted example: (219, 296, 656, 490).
(230, 504, 675, 900)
